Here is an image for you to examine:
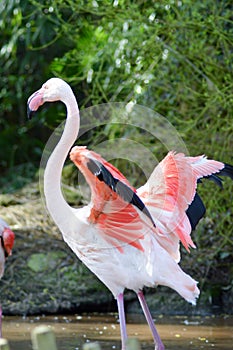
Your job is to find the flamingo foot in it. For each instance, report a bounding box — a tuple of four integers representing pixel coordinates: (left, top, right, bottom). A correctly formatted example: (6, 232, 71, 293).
(137, 291, 165, 350)
(116, 293, 128, 350)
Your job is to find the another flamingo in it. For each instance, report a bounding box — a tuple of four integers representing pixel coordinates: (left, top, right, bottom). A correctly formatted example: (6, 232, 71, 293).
(0, 218, 15, 338)
(27, 78, 233, 350)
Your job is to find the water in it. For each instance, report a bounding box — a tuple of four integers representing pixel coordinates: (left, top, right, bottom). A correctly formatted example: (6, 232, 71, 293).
(2, 314, 233, 350)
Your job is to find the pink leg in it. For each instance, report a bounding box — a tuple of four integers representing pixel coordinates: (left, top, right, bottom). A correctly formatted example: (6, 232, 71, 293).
(137, 291, 165, 350)
(116, 293, 127, 350)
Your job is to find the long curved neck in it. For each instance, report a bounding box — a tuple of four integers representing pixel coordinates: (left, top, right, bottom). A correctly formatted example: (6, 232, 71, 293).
(44, 92, 80, 232)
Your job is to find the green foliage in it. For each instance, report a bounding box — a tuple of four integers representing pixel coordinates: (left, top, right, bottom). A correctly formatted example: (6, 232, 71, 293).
(1, 0, 232, 165)
(48, 0, 233, 160)
(0, 0, 69, 171)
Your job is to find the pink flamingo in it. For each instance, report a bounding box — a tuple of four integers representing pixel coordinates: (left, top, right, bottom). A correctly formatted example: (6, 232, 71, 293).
(0, 218, 15, 338)
(27, 78, 233, 350)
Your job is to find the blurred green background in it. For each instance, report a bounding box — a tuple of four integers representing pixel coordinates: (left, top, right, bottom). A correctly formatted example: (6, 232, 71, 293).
(0, 0, 232, 312)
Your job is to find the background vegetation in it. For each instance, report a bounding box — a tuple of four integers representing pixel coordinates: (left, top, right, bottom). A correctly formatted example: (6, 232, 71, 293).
(0, 0, 232, 313)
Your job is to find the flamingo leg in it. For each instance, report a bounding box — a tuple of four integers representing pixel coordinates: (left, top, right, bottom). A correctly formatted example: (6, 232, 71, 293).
(137, 291, 165, 350)
(116, 293, 128, 350)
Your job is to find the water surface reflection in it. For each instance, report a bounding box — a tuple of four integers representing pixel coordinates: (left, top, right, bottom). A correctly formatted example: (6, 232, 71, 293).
(3, 314, 233, 349)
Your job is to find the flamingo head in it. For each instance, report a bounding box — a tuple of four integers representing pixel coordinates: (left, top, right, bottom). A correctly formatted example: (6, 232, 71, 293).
(27, 78, 73, 119)
(0, 219, 15, 258)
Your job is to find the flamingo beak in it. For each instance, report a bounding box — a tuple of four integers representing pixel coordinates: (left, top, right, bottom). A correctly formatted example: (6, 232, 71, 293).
(27, 90, 44, 119)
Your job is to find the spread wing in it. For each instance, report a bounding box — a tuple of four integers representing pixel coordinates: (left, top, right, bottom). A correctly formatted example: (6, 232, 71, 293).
(137, 151, 225, 261)
(70, 146, 155, 252)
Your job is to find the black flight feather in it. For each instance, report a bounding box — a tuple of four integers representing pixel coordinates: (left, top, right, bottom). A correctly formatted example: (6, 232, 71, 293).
(216, 163, 233, 180)
(201, 163, 233, 187)
(186, 193, 206, 231)
(186, 162, 233, 230)
(87, 158, 156, 228)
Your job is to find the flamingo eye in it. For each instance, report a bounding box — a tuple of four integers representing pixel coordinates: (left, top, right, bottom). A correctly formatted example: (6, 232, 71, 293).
(43, 84, 49, 89)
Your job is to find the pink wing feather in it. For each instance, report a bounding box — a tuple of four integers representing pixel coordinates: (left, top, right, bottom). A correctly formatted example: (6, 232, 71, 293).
(70, 146, 148, 252)
(70, 147, 224, 259)
(137, 151, 224, 261)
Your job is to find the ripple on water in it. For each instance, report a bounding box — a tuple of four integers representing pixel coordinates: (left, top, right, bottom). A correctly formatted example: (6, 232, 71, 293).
(2, 314, 233, 350)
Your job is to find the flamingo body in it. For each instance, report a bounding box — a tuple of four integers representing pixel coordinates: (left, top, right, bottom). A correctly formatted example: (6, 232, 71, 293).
(69, 146, 202, 303)
(27, 78, 233, 350)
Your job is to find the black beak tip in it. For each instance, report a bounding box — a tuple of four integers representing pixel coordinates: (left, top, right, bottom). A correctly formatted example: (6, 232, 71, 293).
(27, 104, 35, 120)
